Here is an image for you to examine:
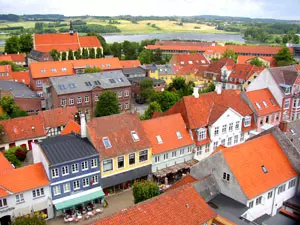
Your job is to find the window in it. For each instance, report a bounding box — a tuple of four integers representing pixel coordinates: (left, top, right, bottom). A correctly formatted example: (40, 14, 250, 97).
(51, 168, 59, 178)
(267, 191, 273, 199)
(213, 141, 218, 150)
(62, 67, 67, 72)
(125, 103, 129, 109)
(119, 104, 122, 110)
(63, 183, 71, 193)
(235, 121, 239, 130)
(103, 137, 112, 148)
(91, 175, 99, 184)
(205, 144, 210, 153)
(176, 131, 183, 139)
(77, 96, 82, 104)
(228, 123, 233, 132)
(81, 161, 88, 171)
(125, 90, 129, 97)
(156, 135, 163, 144)
(61, 98, 66, 106)
(73, 180, 80, 190)
(234, 135, 238, 144)
(53, 186, 61, 196)
(94, 94, 99, 102)
(91, 159, 97, 168)
(244, 116, 251, 127)
(249, 201, 254, 208)
(16, 194, 24, 203)
(227, 137, 232, 146)
(278, 184, 286, 194)
(0, 198, 7, 208)
(284, 99, 290, 109)
(131, 131, 140, 142)
(222, 124, 227, 134)
(84, 96, 89, 103)
(262, 101, 268, 108)
(118, 91, 122, 98)
(198, 128, 206, 140)
(221, 139, 226, 146)
(288, 179, 296, 189)
(103, 159, 113, 172)
(223, 172, 230, 181)
(83, 178, 89, 187)
(240, 133, 244, 142)
(180, 149, 184, 155)
(155, 155, 160, 163)
(256, 196, 262, 205)
(197, 147, 202, 156)
(36, 80, 43, 87)
(72, 163, 79, 173)
(32, 188, 44, 198)
(129, 153, 135, 165)
(255, 102, 262, 110)
(172, 151, 177, 158)
(164, 153, 168, 160)
(139, 150, 148, 162)
(61, 166, 69, 176)
(214, 127, 219, 136)
(118, 156, 124, 169)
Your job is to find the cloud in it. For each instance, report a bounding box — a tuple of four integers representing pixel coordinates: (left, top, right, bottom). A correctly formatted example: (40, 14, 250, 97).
(0, 0, 299, 20)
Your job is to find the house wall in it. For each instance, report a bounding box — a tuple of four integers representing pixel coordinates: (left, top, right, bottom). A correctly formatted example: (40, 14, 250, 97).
(14, 97, 42, 115)
(32, 143, 50, 178)
(256, 113, 281, 133)
(152, 145, 194, 173)
(0, 136, 46, 151)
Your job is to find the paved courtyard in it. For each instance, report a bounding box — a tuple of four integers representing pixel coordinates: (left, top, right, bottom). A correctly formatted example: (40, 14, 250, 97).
(47, 189, 134, 225)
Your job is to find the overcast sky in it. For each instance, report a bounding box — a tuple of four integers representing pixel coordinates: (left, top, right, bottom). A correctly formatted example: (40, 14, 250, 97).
(1, 0, 299, 20)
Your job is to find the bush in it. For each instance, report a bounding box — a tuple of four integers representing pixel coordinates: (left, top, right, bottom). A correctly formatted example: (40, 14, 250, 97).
(4, 149, 21, 167)
(11, 215, 46, 225)
(133, 181, 159, 204)
(15, 147, 27, 161)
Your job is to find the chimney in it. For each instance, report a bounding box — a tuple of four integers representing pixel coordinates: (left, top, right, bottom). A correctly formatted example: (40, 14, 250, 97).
(80, 113, 87, 138)
(279, 121, 288, 132)
(193, 87, 199, 98)
(215, 83, 222, 95)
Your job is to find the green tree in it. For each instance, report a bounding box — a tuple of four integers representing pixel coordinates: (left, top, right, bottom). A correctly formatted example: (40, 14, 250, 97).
(84, 67, 102, 73)
(19, 34, 33, 53)
(34, 22, 44, 32)
(274, 47, 297, 66)
(110, 42, 122, 59)
(4, 147, 22, 168)
(141, 101, 162, 120)
(151, 91, 180, 112)
(123, 41, 137, 60)
(61, 52, 67, 61)
(87, 32, 111, 55)
(96, 47, 102, 58)
(153, 48, 163, 64)
(222, 49, 238, 62)
(94, 91, 120, 117)
(282, 35, 289, 44)
(89, 48, 96, 58)
(4, 36, 20, 53)
(74, 49, 81, 60)
(200, 83, 216, 94)
(82, 48, 89, 59)
(68, 49, 74, 60)
(275, 36, 282, 44)
(132, 181, 160, 204)
(167, 77, 194, 98)
(250, 57, 264, 67)
(293, 35, 300, 44)
(0, 61, 26, 72)
(11, 215, 46, 225)
(0, 96, 28, 119)
(140, 78, 154, 103)
(138, 49, 153, 64)
(49, 49, 60, 61)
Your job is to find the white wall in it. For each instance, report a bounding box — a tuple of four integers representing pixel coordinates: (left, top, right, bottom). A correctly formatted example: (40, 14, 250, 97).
(0, 136, 46, 151)
(32, 143, 50, 178)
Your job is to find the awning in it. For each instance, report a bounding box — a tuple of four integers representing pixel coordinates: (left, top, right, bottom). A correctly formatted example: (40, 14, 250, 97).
(53, 188, 105, 211)
(32, 200, 48, 211)
(153, 160, 198, 178)
(14, 206, 31, 217)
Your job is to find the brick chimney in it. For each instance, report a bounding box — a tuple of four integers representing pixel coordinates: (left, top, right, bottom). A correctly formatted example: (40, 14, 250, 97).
(279, 121, 288, 132)
(80, 113, 87, 138)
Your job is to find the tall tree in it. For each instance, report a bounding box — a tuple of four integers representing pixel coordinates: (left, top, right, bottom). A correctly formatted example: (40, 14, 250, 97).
(138, 49, 153, 64)
(74, 49, 81, 60)
(123, 41, 137, 60)
(0, 96, 28, 119)
(94, 91, 120, 117)
(140, 78, 154, 103)
(4, 36, 20, 53)
(19, 34, 33, 53)
(250, 57, 264, 67)
(96, 47, 102, 58)
(49, 49, 60, 61)
(222, 49, 238, 62)
(153, 48, 163, 64)
(274, 47, 296, 66)
(133, 181, 159, 204)
(141, 101, 162, 120)
(110, 42, 122, 59)
(68, 49, 74, 60)
(81, 48, 89, 59)
(89, 48, 96, 58)
(61, 52, 67, 61)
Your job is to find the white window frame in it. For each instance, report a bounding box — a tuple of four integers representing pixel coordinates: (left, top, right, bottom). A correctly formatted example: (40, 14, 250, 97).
(51, 168, 59, 178)
(103, 159, 113, 172)
(69, 98, 74, 105)
(227, 137, 232, 146)
(284, 99, 290, 109)
(91, 158, 98, 168)
(83, 178, 89, 187)
(16, 193, 24, 204)
(61, 165, 69, 176)
(229, 123, 233, 132)
(53, 186, 61, 196)
(84, 95, 89, 103)
(244, 116, 251, 127)
(222, 124, 227, 134)
(0, 198, 7, 208)
(198, 128, 206, 141)
(103, 137, 112, 148)
(36, 80, 43, 87)
(63, 183, 71, 193)
(91, 175, 99, 184)
(131, 131, 140, 142)
(139, 149, 148, 162)
(176, 131, 183, 139)
(125, 90, 129, 97)
(77, 96, 82, 104)
(73, 180, 80, 190)
(118, 156, 125, 169)
(125, 103, 130, 109)
(129, 153, 135, 165)
(32, 188, 44, 198)
(234, 135, 239, 144)
(72, 163, 79, 173)
(118, 91, 122, 98)
(214, 127, 219, 136)
(61, 98, 66, 106)
(81, 161, 88, 171)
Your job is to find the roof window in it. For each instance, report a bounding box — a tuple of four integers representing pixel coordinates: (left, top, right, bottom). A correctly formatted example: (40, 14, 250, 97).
(176, 131, 183, 139)
(156, 135, 163, 144)
(103, 137, 112, 149)
(270, 98, 276, 106)
(261, 165, 268, 174)
(58, 84, 67, 90)
(131, 131, 140, 142)
(109, 79, 116, 84)
(262, 100, 268, 108)
(255, 102, 262, 110)
(68, 83, 76, 89)
(94, 80, 101, 85)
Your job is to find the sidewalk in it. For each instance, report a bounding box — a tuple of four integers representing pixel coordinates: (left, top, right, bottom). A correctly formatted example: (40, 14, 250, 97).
(47, 189, 134, 225)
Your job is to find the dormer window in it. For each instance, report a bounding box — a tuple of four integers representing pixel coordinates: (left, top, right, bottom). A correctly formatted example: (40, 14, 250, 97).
(261, 165, 268, 173)
(255, 102, 262, 110)
(156, 135, 163, 144)
(180, 61, 184, 65)
(262, 101, 268, 108)
(188, 61, 193, 65)
(244, 116, 251, 127)
(103, 137, 112, 149)
(197, 128, 206, 141)
(280, 84, 292, 95)
(40, 69, 46, 73)
(61, 67, 67, 72)
(131, 131, 139, 142)
(176, 131, 182, 139)
(51, 68, 57, 72)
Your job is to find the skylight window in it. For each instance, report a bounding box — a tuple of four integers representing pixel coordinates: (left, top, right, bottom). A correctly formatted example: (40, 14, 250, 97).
(51, 68, 57, 72)
(255, 102, 262, 110)
(262, 101, 268, 108)
(201, 60, 206, 64)
(103, 137, 112, 149)
(61, 67, 67, 72)
(85, 81, 92, 86)
(109, 79, 116, 84)
(291, 128, 296, 135)
(58, 84, 66, 90)
(119, 78, 124, 82)
(188, 61, 193, 65)
(261, 165, 268, 174)
(176, 131, 183, 139)
(270, 98, 276, 106)
(94, 80, 101, 85)
(68, 83, 76, 89)
(156, 135, 163, 144)
(40, 69, 46, 73)
(131, 131, 140, 142)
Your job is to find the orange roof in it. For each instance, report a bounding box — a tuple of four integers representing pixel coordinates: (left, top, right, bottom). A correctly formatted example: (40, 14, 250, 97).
(0, 152, 14, 174)
(171, 54, 209, 65)
(0, 187, 9, 198)
(142, 114, 194, 154)
(0, 115, 46, 143)
(0, 55, 13, 62)
(228, 64, 263, 83)
(95, 184, 217, 225)
(165, 174, 198, 192)
(296, 64, 300, 71)
(222, 133, 298, 199)
(0, 163, 49, 194)
(8, 53, 26, 63)
(246, 88, 281, 116)
(0, 64, 11, 73)
(38, 106, 77, 128)
(175, 64, 208, 75)
(237, 55, 276, 67)
(61, 120, 80, 135)
(11, 71, 30, 85)
(29, 58, 122, 79)
(87, 113, 151, 159)
(120, 60, 141, 68)
(78, 36, 101, 48)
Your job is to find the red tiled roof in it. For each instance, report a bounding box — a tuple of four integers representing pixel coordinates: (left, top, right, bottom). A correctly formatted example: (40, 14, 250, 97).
(0, 152, 14, 174)
(95, 184, 217, 225)
(222, 133, 298, 199)
(38, 106, 77, 128)
(87, 113, 152, 159)
(0, 64, 11, 73)
(142, 114, 194, 154)
(296, 64, 300, 71)
(237, 55, 276, 67)
(120, 60, 141, 68)
(0, 55, 13, 62)
(11, 71, 30, 85)
(228, 64, 263, 83)
(8, 53, 26, 63)
(155, 40, 217, 47)
(0, 115, 46, 143)
(171, 54, 210, 66)
(175, 64, 206, 75)
(246, 88, 281, 116)
(61, 120, 80, 135)
(0, 187, 9, 198)
(0, 163, 49, 194)
(165, 174, 198, 192)
(78, 36, 101, 48)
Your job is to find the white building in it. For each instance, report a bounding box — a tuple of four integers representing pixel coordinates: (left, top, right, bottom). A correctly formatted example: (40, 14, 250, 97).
(191, 133, 298, 222)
